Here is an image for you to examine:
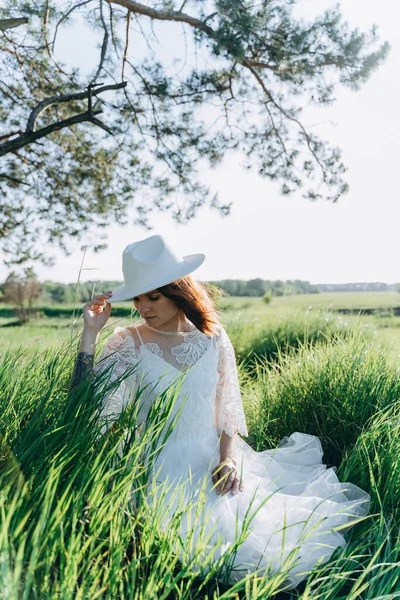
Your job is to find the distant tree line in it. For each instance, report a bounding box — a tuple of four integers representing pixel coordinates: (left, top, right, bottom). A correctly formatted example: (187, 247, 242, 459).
(38, 280, 124, 305)
(38, 277, 321, 302)
(318, 282, 399, 292)
(0, 274, 124, 318)
(210, 279, 320, 297)
(34, 279, 398, 301)
(1, 274, 400, 325)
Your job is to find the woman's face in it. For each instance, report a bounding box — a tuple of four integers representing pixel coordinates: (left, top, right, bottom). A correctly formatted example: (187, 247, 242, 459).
(132, 290, 182, 327)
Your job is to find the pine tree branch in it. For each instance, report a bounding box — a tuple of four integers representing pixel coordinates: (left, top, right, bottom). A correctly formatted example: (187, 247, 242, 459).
(121, 11, 130, 81)
(106, 1, 276, 70)
(106, 0, 230, 62)
(42, 0, 69, 76)
(244, 61, 326, 177)
(25, 81, 126, 133)
(0, 173, 30, 186)
(0, 130, 24, 142)
(51, 0, 95, 53)
(0, 18, 29, 32)
(91, 0, 109, 85)
(107, 0, 215, 36)
(106, 2, 314, 167)
(0, 110, 105, 156)
(0, 82, 127, 156)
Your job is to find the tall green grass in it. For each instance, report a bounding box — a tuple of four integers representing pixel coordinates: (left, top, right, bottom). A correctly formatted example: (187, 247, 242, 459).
(242, 333, 400, 466)
(0, 337, 318, 598)
(3, 328, 400, 597)
(227, 310, 369, 368)
(338, 402, 400, 526)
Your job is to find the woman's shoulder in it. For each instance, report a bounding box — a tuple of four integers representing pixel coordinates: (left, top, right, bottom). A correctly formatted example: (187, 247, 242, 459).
(211, 323, 227, 336)
(209, 323, 231, 346)
(189, 322, 224, 341)
(125, 322, 145, 337)
(110, 326, 132, 340)
(95, 326, 139, 368)
(101, 326, 138, 351)
(113, 324, 145, 348)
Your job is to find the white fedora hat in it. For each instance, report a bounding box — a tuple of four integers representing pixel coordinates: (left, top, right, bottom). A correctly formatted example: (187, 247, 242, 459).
(108, 234, 205, 303)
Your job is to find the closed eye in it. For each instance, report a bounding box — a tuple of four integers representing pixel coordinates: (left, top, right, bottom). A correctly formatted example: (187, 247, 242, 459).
(133, 296, 159, 301)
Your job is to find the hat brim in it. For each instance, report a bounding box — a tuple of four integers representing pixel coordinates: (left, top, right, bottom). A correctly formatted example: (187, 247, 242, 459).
(107, 253, 205, 303)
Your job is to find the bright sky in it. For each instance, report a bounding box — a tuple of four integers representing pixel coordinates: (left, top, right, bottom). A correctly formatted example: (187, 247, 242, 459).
(1, 0, 399, 285)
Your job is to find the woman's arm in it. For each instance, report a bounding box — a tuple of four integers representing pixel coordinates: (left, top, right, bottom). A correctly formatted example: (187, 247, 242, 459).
(69, 291, 112, 391)
(69, 329, 99, 391)
(219, 429, 237, 461)
(213, 430, 242, 496)
(212, 326, 247, 496)
(214, 326, 248, 439)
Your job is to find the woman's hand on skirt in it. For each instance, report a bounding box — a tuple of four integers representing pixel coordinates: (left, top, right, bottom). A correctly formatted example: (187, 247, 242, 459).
(212, 458, 244, 497)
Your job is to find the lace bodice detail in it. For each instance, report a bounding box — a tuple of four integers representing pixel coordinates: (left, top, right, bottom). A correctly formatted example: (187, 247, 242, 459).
(170, 330, 211, 367)
(127, 322, 212, 372)
(93, 322, 248, 440)
(143, 342, 163, 358)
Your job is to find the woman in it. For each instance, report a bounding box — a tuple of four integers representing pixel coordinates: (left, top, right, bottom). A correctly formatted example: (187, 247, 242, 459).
(71, 234, 369, 589)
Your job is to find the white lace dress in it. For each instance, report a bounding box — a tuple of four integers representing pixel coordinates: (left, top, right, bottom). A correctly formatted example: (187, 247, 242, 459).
(93, 321, 370, 589)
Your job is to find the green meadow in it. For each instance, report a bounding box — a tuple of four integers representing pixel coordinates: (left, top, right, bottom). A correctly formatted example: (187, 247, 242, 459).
(2, 291, 400, 352)
(2, 292, 400, 598)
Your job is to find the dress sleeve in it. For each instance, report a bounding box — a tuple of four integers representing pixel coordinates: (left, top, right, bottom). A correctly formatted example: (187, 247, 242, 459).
(93, 327, 139, 434)
(214, 326, 248, 438)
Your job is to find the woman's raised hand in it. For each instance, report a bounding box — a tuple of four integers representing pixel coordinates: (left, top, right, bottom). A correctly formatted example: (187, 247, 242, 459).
(82, 291, 113, 333)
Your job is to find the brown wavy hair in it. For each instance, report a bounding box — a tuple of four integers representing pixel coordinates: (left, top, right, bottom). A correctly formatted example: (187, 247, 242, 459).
(153, 275, 225, 336)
